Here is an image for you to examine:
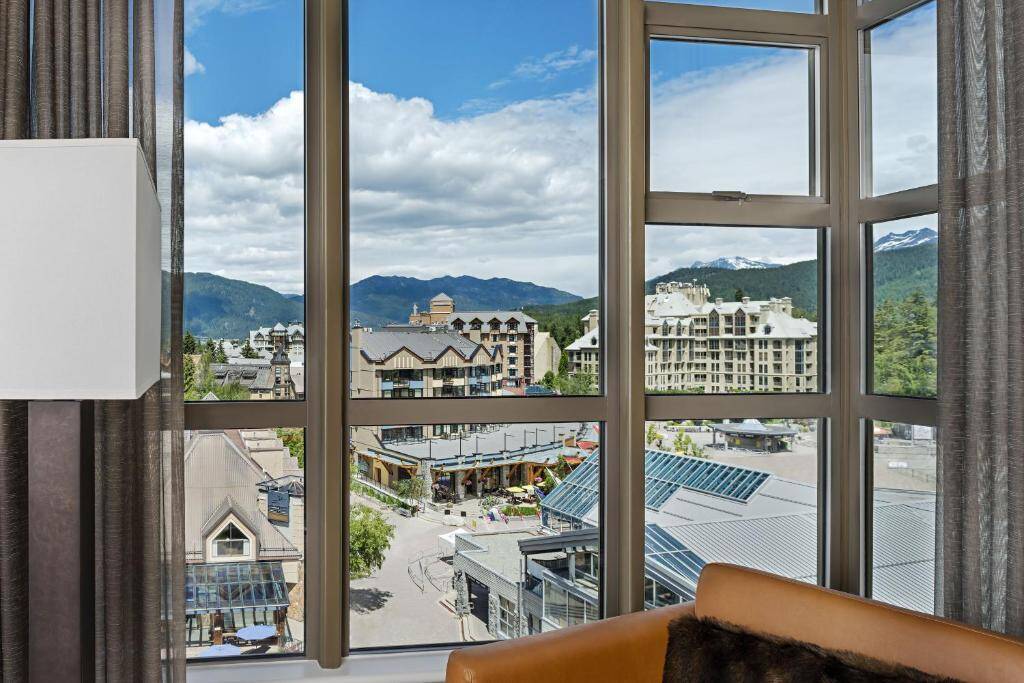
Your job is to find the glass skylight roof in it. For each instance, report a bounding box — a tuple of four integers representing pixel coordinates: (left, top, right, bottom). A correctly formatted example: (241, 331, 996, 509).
(540, 454, 600, 525)
(645, 450, 770, 508)
(644, 523, 705, 598)
(541, 449, 772, 525)
(185, 561, 290, 615)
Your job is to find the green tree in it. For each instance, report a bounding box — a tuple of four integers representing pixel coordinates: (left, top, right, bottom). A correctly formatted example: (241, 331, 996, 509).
(554, 371, 596, 396)
(392, 477, 425, 501)
(734, 288, 746, 302)
(646, 423, 659, 446)
(204, 338, 216, 354)
(873, 290, 936, 398)
(558, 353, 569, 376)
(241, 339, 260, 359)
(183, 355, 196, 396)
(673, 432, 706, 458)
(183, 331, 197, 355)
(277, 428, 305, 468)
(214, 341, 228, 363)
(349, 504, 395, 579)
(541, 370, 556, 390)
(554, 453, 572, 479)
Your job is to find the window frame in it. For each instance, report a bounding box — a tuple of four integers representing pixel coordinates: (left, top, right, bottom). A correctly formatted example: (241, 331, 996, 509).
(183, 0, 940, 671)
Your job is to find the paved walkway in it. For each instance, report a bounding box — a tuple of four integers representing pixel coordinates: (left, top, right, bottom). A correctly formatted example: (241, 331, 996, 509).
(349, 492, 541, 648)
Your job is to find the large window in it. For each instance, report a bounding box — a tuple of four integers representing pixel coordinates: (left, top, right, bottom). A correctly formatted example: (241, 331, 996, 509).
(179, 0, 942, 670)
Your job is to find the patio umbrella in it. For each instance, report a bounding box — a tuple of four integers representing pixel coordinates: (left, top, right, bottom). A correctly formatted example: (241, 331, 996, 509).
(199, 644, 242, 658)
(237, 624, 278, 640)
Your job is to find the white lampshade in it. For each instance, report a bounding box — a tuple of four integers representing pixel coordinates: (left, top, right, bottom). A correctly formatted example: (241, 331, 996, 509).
(0, 138, 162, 400)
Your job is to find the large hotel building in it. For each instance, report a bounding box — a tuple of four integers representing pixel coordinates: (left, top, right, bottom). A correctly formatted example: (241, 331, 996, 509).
(567, 281, 818, 393)
(408, 293, 560, 387)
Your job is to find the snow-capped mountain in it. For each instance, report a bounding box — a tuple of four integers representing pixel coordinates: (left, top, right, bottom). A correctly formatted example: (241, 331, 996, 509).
(690, 256, 782, 270)
(873, 227, 937, 253)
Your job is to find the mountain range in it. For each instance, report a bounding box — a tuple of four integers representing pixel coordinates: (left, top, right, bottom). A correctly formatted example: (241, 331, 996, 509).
(873, 227, 937, 252)
(690, 256, 781, 270)
(184, 228, 937, 339)
(184, 272, 580, 338)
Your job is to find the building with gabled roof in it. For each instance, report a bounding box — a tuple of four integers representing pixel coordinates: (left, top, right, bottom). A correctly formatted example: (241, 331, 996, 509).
(407, 293, 560, 387)
(350, 324, 503, 399)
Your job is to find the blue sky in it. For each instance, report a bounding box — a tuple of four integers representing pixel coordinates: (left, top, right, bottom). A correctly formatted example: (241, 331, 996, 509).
(183, 0, 934, 297)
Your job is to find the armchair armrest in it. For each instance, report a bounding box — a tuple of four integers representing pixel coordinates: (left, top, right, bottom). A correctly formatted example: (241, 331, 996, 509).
(445, 602, 693, 683)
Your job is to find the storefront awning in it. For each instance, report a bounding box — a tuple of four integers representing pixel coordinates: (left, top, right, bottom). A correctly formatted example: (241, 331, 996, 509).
(185, 561, 291, 615)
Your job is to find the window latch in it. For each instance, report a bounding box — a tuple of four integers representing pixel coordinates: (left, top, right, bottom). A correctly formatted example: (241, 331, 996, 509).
(712, 190, 749, 203)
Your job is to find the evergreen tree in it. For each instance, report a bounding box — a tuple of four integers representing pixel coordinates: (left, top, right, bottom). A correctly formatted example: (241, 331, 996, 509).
(241, 339, 260, 359)
(183, 355, 196, 397)
(204, 338, 216, 354)
(873, 290, 936, 398)
(183, 331, 197, 355)
(541, 370, 556, 389)
(214, 341, 228, 363)
(734, 288, 746, 302)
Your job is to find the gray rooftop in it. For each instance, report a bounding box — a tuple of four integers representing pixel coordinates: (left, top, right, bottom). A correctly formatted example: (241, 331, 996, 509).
(184, 431, 300, 563)
(358, 328, 499, 363)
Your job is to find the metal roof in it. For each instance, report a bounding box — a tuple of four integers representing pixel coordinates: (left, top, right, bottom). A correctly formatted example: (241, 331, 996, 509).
(185, 432, 300, 563)
(358, 328, 498, 363)
(535, 445, 936, 611)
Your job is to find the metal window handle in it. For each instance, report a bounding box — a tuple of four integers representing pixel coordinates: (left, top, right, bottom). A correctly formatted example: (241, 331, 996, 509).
(712, 190, 749, 202)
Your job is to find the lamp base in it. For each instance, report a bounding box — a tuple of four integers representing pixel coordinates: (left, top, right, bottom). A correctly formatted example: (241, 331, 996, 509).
(27, 400, 94, 683)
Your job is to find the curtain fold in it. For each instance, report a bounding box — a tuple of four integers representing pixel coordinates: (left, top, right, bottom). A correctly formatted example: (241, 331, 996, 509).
(937, 0, 1024, 636)
(0, 0, 185, 679)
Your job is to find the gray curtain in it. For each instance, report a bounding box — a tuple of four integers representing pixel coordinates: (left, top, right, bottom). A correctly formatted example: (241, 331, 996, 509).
(937, 0, 1024, 636)
(0, 0, 186, 679)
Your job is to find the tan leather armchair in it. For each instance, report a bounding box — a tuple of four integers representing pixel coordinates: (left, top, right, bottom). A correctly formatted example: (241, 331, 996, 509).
(446, 564, 1024, 683)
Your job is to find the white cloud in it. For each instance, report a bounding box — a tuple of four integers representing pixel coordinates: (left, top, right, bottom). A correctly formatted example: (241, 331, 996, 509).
(184, 47, 206, 77)
(185, 92, 305, 294)
(184, 12, 933, 299)
(491, 45, 597, 89)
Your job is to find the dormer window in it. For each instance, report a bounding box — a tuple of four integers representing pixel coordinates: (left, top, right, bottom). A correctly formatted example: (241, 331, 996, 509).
(213, 522, 251, 558)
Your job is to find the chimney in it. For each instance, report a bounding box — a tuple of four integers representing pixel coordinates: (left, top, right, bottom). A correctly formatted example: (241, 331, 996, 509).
(351, 322, 364, 351)
(586, 309, 599, 332)
(714, 297, 723, 306)
(741, 296, 750, 305)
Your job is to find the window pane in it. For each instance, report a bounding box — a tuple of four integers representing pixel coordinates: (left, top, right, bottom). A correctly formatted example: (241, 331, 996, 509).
(348, 0, 600, 397)
(349, 422, 601, 647)
(658, 0, 817, 10)
(185, 427, 305, 658)
(869, 215, 937, 398)
(183, 1, 305, 401)
(642, 226, 821, 395)
(643, 419, 820, 607)
(649, 39, 816, 195)
(871, 422, 936, 613)
(864, 1, 937, 196)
